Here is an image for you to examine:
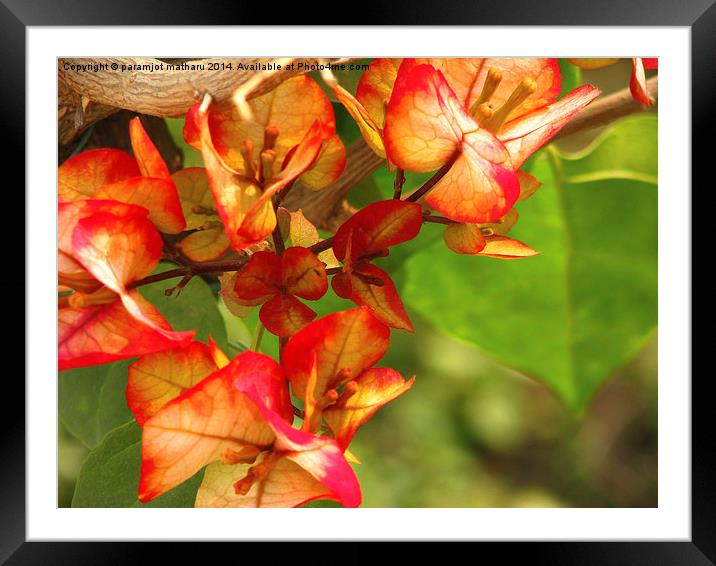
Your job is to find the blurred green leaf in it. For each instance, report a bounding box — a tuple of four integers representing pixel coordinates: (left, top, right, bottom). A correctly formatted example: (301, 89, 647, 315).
(402, 114, 657, 412)
(558, 59, 582, 97)
(165, 117, 203, 167)
(59, 360, 134, 449)
(60, 266, 229, 449)
(72, 421, 202, 507)
(139, 264, 229, 353)
(217, 298, 252, 354)
(299, 499, 343, 508)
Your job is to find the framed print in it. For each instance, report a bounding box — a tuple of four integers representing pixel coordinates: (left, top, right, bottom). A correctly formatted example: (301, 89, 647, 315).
(7, 0, 706, 562)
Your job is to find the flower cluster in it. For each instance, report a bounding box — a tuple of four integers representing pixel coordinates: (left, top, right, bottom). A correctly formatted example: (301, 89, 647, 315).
(58, 58, 604, 506)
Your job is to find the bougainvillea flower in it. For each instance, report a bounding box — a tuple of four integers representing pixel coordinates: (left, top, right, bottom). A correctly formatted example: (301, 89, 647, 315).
(59, 291, 192, 371)
(567, 57, 657, 107)
(382, 60, 599, 224)
(126, 341, 220, 425)
(353, 58, 596, 222)
(139, 351, 292, 502)
(282, 307, 391, 413)
(172, 167, 231, 261)
(384, 63, 519, 223)
(195, 400, 361, 508)
(280, 307, 413, 459)
(136, 346, 361, 507)
(322, 367, 415, 449)
(58, 148, 139, 201)
(335, 58, 562, 165)
(184, 76, 346, 250)
(58, 118, 186, 234)
(58, 200, 193, 370)
(231, 247, 328, 337)
(442, 222, 538, 258)
(326, 58, 401, 160)
(478, 235, 540, 259)
(330, 200, 422, 331)
(277, 208, 340, 268)
(128, 117, 172, 179)
(440, 170, 539, 256)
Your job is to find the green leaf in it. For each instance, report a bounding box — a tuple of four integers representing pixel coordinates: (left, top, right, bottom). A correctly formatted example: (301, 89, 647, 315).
(558, 59, 582, 97)
(60, 266, 230, 448)
(72, 421, 202, 507)
(165, 117, 203, 167)
(402, 115, 657, 412)
(299, 499, 343, 508)
(59, 360, 134, 449)
(139, 264, 230, 353)
(217, 297, 252, 354)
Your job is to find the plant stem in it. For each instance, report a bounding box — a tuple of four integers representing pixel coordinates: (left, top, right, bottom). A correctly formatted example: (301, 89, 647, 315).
(422, 215, 457, 226)
(272, 224, 286, 256)
(308, 237, 334, 255)
(128, 256, 249, 289)
(393, 168, 405, 200)
(271, 193, 287, 256)
(251, 323, 265, 352)
(405, 158, 456, 203)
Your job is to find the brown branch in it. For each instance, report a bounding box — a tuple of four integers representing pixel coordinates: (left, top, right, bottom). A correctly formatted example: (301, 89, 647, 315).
(128, 256, 250, 290)
(405, 159, 456, 203)
(282, 139, 382, 231)
(393, 169, 406, 200)
(422, 215, 457, 226)
(553, 76, 657, 141)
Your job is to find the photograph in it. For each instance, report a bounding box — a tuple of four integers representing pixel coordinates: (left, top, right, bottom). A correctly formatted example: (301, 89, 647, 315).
(56, 55, 659, 509)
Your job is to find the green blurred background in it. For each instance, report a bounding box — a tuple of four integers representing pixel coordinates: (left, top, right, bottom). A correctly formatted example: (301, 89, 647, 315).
(59, 59, 657, 508)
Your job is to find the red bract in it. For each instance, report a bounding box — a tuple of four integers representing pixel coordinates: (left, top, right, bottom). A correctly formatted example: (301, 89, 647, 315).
(331, 200, 422, 331)
(184, 76, 346, 251)
(231, 247, 328, 337)
(58, 118, 186, 234)
(58, 200, 194, 370)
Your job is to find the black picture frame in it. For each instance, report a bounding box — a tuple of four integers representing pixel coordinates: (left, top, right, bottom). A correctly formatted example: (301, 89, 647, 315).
(6, 0, 704, 562)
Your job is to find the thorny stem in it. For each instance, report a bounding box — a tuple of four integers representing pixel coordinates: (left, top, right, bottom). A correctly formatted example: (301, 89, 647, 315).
(162, 234, 190, 267)
(164, 274, 194, 296)
(128, 257, 250, 289)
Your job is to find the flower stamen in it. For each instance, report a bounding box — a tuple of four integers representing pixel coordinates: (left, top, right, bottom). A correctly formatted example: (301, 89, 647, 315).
(470, 67, 503, 115)
(482, 78, 537, 133)
(240, 140, 257, 180)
